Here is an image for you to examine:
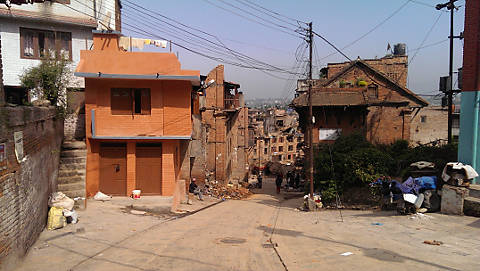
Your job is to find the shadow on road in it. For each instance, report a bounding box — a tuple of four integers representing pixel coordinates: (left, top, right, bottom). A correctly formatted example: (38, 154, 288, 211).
(258, 225, 460, 270)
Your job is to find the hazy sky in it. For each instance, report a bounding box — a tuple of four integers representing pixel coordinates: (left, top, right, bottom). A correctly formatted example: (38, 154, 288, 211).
(122, 0, 465, 100)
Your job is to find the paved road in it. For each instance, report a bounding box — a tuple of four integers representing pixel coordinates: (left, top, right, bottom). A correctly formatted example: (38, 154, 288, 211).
(17, 178, 480, 271)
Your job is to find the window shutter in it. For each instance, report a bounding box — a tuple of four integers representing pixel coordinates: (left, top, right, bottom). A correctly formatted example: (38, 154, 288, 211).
(111, 88, 132, 115)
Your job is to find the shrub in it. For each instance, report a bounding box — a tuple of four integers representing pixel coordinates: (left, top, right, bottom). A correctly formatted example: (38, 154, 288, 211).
(311, 133, 457, 204)
(20, 57, 73, 116)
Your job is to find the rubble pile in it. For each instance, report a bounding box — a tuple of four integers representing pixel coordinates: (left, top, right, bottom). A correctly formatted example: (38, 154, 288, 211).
(206, 182, 251, 200)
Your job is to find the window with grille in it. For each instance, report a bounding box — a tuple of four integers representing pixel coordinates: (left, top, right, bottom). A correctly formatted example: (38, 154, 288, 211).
(20, 28, 72, 60)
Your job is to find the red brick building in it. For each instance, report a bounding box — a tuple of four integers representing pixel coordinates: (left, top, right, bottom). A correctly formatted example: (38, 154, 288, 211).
(293, 54, 428, 144)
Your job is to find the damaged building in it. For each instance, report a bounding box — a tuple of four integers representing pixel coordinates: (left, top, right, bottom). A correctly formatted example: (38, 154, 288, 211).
(293, 48, 428, 144)
(189, 65, 249, 184)
(248, 107, 304, 171)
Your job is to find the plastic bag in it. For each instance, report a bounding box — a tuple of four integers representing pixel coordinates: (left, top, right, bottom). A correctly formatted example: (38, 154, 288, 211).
(49, 192, 74, 211)
(93, 191, 112, 201)
(63, 209, 79, 224)
(47, 207, 66, 230)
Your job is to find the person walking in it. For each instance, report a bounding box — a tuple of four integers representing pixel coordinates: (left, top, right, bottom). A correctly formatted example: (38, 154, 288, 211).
(275, 174, 283, 194)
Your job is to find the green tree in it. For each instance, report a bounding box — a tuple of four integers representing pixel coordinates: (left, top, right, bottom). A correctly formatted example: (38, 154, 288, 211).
(20, 57, 72, 113)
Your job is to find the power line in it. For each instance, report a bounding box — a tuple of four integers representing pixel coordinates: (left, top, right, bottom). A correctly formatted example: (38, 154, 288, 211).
(242, 0, 307, 25)
(312, 30, 352, 62)
(201, 0, 303, 38)
(215, 0, 299, 32)
(122, 0, 300, 75)
(233, 0, 303, 28)
(320, 0, 412, 61)
(68, 0, 301, 81)
(402, 12, 444, 86)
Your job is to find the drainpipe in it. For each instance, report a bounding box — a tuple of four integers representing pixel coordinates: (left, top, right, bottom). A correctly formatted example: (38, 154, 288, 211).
(472, 91, 479, 184)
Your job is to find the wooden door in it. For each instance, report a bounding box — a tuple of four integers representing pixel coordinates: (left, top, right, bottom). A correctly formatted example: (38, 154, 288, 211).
(136, 145, 162, 195)
(100, 144, 127, 195)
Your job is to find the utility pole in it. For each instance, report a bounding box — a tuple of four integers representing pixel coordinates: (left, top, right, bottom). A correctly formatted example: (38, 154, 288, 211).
(437, 0, 458, 144)
(307, 22, 314, 198)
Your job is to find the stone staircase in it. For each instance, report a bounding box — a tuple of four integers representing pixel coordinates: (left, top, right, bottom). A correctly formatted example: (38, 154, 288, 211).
(464, 184, 480, 217)
(57, 141, 86, 209)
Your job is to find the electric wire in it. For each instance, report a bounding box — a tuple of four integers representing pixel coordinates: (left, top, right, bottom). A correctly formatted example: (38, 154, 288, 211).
(65, 2, 291, 76)
(122, 0, 299, 75)
(401, 12, 444, 85)
(214, 0, 300, 32)
(319, 0, 412, 61)
(241, 0, 308, 25)
(201, 0, 303, 38)
(233, 0, 303, 28)
(70, 0, 302, 79)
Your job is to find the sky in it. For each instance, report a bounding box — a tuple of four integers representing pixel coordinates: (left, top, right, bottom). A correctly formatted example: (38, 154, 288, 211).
(121, 0, 466, 100)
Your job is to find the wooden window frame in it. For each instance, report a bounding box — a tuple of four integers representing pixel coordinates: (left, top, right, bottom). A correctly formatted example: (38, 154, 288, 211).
(20, 27, 72, 60)
(111, 88, 151, 115)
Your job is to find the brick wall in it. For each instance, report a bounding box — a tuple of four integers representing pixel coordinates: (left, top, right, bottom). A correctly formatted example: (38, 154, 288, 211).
(327, 55, 408, 88)
(0, 106, 63, 270)
(324, 63, 418, 144)
(0, 34, 4, 106)
(463, 0, 480, 92)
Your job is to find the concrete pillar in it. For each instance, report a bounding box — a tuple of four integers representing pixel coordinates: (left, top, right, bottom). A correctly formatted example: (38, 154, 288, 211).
(441, 184, 469, 215)
(126, 141, 136, 196)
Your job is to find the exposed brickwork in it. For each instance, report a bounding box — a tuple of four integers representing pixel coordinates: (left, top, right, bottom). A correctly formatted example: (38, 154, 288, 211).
(302, 57, 426, 145)
(0, 34, 4, 106)
(0, 107, 63, 270)
(462, 0, 480, 92)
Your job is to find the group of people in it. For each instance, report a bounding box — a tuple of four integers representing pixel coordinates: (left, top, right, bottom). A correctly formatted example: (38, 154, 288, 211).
(275, 171, 301, 194)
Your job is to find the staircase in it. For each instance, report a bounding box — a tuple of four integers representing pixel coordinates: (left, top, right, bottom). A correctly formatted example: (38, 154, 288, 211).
(464, 184, 480, 217)
(57, 141, 86, 209)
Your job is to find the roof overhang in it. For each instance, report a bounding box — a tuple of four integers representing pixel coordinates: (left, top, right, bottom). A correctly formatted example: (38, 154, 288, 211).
(0, 8, 97, 28)
(74, 72, 201, 86)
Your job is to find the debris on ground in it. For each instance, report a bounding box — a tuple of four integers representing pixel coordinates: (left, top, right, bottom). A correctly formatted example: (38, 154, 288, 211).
(47, 206, 66, 230)
(93, 191, 112, 201)
(49, 192, 75, 211)
(424, 240, 443, 246)
(130, 210, 147, 215)
(340, 252, 353, 256)
(204, 181, 251, 200)
(409, 213, 434, 220)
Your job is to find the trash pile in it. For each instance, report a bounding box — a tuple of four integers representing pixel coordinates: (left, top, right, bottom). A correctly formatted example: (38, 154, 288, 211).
(47, 192, 78, 230)
(204, 181, 251, 200)
(442, 162, 479, 187)
(372, 161, 441, 215)
(372, 160, 479, 215)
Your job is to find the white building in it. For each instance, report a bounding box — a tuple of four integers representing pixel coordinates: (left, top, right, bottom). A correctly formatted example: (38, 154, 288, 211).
(0, 0, 121, 104)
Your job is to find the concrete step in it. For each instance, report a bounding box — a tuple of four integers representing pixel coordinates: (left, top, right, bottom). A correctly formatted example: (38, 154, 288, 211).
(62, 141, 86, 150)
(61, 149, 86, 158)
(468, 184, 480, 199)
(58, 182, 85, 192)
(60, 163, 86, 171)
(60, 157, 86, 165)
(464, 197, 480, 217)
(58, 170, 85, 178)
(57, 176, 85, 185)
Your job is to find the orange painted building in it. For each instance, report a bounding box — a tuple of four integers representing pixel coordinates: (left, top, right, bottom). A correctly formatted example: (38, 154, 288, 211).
(75, 31, 199, 197)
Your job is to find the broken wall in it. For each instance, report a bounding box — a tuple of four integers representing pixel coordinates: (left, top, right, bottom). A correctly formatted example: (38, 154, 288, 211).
(0, 106, 63, 270)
